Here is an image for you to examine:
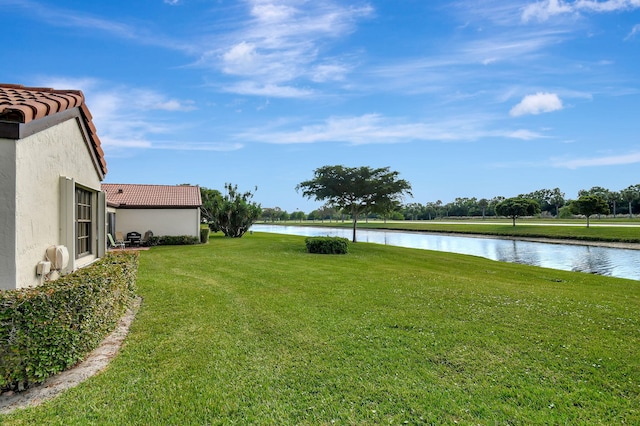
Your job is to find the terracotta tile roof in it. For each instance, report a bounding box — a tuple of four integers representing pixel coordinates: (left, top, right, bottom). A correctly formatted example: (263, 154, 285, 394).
(0, 83, 107, 177)
(102, 184, 202, 208)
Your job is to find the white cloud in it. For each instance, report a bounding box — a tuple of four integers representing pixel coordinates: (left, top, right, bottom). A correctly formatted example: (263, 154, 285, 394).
(222, 42, 259, 75)
(237, 113, 547, 145)
(506, 129, 545, 140)
(510, 92, 563, 116)
(221, 81, 314, 98)
(204, 0, 373, 96)
(3, 0, 195, 53)
(310, 63, 349, 82)
(522, 0, 640, 22)
(576, 0, 640, 13)
(552, 151, 640, 168)
(148, 141, 244, 151)
(164, 0, 180, 5)
(626, 23, 640, 39)
(522, 0, 573, 22)
(34, 76, 199, 150)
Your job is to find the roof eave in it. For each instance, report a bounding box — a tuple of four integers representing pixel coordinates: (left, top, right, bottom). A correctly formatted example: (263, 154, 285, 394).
(0, 107, 107, 180)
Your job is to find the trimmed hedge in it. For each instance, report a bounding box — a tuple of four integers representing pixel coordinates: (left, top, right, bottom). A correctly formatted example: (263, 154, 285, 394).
(200, 228, 210, 244)
(0, 251, 138, 392)
(305, 237, 350, 254)
(147, 235, 200, 246)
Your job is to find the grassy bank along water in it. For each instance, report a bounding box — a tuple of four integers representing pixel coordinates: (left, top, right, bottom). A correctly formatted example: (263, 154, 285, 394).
(283, 219, 640, 244)
(2, 232, 639, 424)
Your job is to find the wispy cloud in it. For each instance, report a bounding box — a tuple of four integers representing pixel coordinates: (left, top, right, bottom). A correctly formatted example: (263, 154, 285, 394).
(626, 23, 640, 39)
(221, 82, 314, 98)
(195, 0, 374, 97)
(510, 92, 563, 116)
(237, 113, 546, 145)
(522, 0, 640, 22)
(1, 0, 195, 53)
(29, 76, 240, 152)
(552, 151, 640, 168)
(507, 129, 547, 139)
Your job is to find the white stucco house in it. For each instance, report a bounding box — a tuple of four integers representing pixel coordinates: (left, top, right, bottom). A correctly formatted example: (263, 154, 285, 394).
(1, 84, 108, 290)
(102, 184, 202, 241)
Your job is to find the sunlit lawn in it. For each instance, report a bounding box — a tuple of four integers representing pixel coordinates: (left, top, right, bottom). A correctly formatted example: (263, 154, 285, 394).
(2, 232, 639, 424)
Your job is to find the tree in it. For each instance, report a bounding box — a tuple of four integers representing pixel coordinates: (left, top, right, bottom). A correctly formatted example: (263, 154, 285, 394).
(297, 165, 412, 242)
(199, 187, 223, 226)
(495, 197, 540, 226)
(290, 210, 306, 222)
(569, 195, 609, 227)
(620, 184, 640, 219)
(478, 198, 489, 220)
(261, 207, 282, 222)
(578, 186, 611, 219)
(549, 188, 565, 217)
(210, 183, 262, 238)
(372, 198, 402, 223)
(607, 191, 621, 218)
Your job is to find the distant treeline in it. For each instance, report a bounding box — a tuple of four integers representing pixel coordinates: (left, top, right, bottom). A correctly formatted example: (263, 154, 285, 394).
(263, 184, 640, 221)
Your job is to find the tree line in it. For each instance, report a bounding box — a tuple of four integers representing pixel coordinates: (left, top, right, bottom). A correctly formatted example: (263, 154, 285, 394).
(262, 184, 640, 223)
(198, 167, 640, 240)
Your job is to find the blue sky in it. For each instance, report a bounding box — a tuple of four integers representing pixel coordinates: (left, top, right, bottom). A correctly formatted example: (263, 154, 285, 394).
(2, 0, 639, 212)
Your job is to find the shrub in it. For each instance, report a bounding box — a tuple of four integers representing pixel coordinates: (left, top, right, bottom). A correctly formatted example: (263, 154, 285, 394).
(200, 228, 210, 244)
(305, 237, 349, 254)
(0, 251, 138, 392)
(147, 235, 200, 246)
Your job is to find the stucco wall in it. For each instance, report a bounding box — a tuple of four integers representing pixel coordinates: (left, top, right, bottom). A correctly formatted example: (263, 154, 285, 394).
(114, 208, 200, 238)
(13, 118, 102, 289)
(0, 138, 17, 290)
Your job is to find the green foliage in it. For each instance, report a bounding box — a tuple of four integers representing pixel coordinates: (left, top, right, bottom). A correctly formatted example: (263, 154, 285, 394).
(297, 165, 412, 242)
(200, 228, 210, 243)
(0, 252, 138, 392)
(199, 187, 223, 224)
(558, 205, 573, 219)
(519, 188, 566, 216)
(210, 183, 262, 238)
(148, 235, 200, 246)
(495, 197, 541, 226)
(305, 236, 349, 254)
(570, 195, 610, 227)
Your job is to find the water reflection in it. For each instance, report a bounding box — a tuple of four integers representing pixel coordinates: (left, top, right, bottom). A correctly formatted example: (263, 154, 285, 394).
(252, 224, 640, 281)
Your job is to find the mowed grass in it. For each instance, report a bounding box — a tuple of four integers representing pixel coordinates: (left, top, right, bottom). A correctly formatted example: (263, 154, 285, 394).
(3, 233, 640, 424)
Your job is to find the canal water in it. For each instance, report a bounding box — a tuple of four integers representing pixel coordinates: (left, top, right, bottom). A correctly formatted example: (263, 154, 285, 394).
(252, 224, 640, 281)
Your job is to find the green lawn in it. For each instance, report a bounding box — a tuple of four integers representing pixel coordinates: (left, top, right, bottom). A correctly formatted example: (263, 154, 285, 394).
(3, 233, 639, 424)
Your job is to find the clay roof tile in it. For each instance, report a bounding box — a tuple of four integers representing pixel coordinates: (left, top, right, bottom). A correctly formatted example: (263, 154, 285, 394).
(0, 83, 107, 177)
(101, 184, 202, 208)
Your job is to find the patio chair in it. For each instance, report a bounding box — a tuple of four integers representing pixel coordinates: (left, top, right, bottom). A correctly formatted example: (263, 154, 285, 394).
(108, 233, 125, 249)
(140, 230, 154, 246)
(115, 231, 128, 247)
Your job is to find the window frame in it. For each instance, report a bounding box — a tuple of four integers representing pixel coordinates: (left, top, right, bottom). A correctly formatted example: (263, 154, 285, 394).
(75, 186, 93, 258)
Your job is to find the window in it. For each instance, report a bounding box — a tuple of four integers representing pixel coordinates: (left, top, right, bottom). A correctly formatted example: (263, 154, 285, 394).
(76, 187, 92, 257)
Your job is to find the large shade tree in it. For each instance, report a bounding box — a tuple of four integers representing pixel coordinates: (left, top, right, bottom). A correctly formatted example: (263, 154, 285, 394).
(297, 165, 412, 242)
(570, 195, 610, 227)
(495, 197, 540, 226)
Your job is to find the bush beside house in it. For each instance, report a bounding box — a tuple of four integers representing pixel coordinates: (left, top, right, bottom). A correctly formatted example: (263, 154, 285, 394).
(0, 251, 138, 392)
(147, 235, 200, 246)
